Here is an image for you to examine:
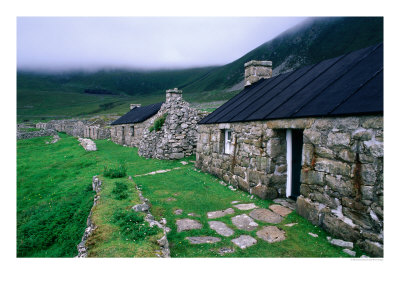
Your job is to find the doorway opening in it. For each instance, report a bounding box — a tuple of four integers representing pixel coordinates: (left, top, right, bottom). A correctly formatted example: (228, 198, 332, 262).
(286, 129, 303, 199)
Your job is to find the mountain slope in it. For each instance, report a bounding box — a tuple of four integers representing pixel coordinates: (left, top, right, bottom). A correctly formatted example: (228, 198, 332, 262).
(183, 17, 383, 92)
(17, 17, 383, 120)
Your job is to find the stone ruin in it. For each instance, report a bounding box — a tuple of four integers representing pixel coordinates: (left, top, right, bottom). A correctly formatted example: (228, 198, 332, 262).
(35, 116, 117, 140)
(138, 88, 209, 159)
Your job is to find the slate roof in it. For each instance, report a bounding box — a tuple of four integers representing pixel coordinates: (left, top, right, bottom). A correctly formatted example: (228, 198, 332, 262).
(199, 43, 383, 125)
(111, 102, 163, 125)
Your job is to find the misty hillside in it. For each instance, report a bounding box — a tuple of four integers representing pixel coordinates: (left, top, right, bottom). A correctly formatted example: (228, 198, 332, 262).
(17, 17, 383, 120)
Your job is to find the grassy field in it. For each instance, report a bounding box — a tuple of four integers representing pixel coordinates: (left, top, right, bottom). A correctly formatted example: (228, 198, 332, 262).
(17, 133, 366, 257)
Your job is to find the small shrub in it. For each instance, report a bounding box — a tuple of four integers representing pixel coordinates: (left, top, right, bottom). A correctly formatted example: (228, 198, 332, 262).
(103, 164, 127, 178)
(112, 210, 159, 241)
(112, 181, 129, 200)
(149, 114, 167, 132)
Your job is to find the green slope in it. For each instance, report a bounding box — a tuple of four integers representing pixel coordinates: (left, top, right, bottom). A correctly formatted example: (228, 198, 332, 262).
(17, 17, 383, 120)
(183, 17, 383, 92)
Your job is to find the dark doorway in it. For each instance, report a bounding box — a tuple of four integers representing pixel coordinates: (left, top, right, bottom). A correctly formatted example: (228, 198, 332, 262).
(291, 130, 303, 198)
(286, 129, 303, 199)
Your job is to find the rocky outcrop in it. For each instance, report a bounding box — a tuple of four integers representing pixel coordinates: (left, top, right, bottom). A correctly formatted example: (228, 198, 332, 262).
(78, 138, 97, 151)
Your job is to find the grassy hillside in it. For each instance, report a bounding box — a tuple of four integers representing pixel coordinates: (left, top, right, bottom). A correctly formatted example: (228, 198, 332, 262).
(17, 17, 383, 121)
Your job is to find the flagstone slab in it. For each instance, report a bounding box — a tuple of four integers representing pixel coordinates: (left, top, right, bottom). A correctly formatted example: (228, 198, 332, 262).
(285, 223, 298, 227)
(186, 236, 221, 244)
(231, 200, 240, 204)
(176, 218, 203, 232)
(208, 221, 235, 237)
(231, 235, 257, 249)
(233, 203, 258, 210)
(207, 208, 235, 219)
(256, 226, 286, 243)
(217, 247, 235, 255)
(269, 204, 293, 217)
(231, 214, 259, 231)
(249, 208, 283, 224)
(273, 198, 296, 210)
(174, 209, 183, 215)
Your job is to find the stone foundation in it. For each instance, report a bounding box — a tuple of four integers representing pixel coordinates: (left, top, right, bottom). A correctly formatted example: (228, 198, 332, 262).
(195, 115, 383, 256)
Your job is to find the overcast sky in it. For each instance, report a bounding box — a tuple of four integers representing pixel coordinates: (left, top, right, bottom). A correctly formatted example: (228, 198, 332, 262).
(17, 17, 307, 72)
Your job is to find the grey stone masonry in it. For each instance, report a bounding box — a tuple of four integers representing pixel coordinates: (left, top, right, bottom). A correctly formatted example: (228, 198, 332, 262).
(138, 88, 209, 159)
(195, 115, 383, 257)
(244, 60, 272, 87)
(36, 116, 115, 140)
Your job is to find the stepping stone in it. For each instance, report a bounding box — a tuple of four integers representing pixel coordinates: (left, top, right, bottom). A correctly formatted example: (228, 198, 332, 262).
(231, 235, 257, 249)
(256, 226, 286, 243)
(231, 200, 240, 204)
(269, 204, 293, 217)
(188, 212, 200, 217)
(208, 221, 235, 237)
(273, 198, 296, 210)
(233, 203, 257, 210)
(343, 249, 356, 257)
(174, 209, 183, 215)
(284, 223, 298, 227)
(217, 247, 235, 255)
(176, 219, 203, 232)
(249, 208, 282, 224)
(166, 197, 177, 202)
(308, 232, 318, 238)
(207, 208, 235, 219)
(231, 214, 259, 231)
(219, 181, 227, 186)
(186, 236, 221, 244)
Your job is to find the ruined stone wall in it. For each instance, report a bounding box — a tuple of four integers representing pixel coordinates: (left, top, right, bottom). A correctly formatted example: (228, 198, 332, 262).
(36, 119, 111, 140)
(137, 89, 209, 159)
(110, 119, 152, 147)
(195, 115, 383, 256)
(17, 128, 57, 140)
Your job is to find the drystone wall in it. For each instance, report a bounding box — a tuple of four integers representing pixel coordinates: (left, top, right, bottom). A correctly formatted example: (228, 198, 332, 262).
(138, 89, 209, 159)
(195, 115, 383, 257)
(36, 118, 112, 140)
(17, 128, 57, 140)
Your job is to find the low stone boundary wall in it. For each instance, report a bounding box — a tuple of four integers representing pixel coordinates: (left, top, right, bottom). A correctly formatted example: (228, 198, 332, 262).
(17, 129, 57, 140)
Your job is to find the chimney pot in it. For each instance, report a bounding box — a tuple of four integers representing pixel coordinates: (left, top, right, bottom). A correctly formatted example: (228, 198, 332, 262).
(130, 104, 141, 110)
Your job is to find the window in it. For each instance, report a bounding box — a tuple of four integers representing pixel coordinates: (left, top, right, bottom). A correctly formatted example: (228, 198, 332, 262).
(130, 125, 135, 136)
(224, 129, 233, 154)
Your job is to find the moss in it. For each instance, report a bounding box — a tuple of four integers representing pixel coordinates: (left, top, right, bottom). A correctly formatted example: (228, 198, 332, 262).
(149, 114, 167, 132)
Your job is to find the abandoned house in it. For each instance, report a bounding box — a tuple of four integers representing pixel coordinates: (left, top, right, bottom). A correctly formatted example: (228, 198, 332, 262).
(111, 102, 163, 147)
(111, 88, 208, 159)
(195, 43, 383, 256)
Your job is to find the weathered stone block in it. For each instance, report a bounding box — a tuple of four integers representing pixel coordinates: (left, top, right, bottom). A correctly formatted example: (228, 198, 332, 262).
(361, 164, 377, 185)
(321, 213, 361, 242)
(327, 132, 351, 147)
(314, 158, 351, 177)
(303, 129, 321, 144)
(361, 116, 383, 129)
(296, 196, 322, 225)
(325, 175, 355, 197)
(301, 170, 325, 186)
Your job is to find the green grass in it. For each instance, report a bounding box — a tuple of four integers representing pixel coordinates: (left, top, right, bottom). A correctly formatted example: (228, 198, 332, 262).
(85, 176, 162, 257)
(17, 133, 184, 257)
(17, 133, 366, 257)
(133, 166, 366, 258)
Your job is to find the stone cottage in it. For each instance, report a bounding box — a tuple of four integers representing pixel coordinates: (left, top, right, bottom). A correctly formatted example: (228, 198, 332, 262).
(138, 88, 209, 159)
(111, 103, 163, 147)
(196, 43, 383, 256)
(111, 88, 208, 159)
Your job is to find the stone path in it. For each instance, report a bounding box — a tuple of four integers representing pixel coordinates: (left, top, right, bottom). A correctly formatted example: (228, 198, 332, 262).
(231, 214, 259, 231)
(209, 221, 234, 237)
(207, 208, 235, 219)
(176, 218, 202, 232)
(176, 199, 300, 253)
(134, 167, 182, 177)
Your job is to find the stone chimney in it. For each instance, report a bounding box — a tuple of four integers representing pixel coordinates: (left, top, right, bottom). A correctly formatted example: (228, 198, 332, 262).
(244, 60, 272, 87)
(130, 104, 141, 110)
(166, 88, 182, 103)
